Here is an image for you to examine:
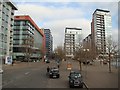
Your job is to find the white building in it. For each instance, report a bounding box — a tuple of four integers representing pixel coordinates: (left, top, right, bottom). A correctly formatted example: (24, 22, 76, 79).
(64, 27, 82, 59)
(91, 9, 112, 56)
(0, 0, 17, 63)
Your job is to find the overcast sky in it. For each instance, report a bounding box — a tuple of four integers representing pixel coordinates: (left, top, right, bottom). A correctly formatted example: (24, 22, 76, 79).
(12, 0, 118, 49)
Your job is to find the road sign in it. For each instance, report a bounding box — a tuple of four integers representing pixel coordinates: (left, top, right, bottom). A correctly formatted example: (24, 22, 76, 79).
(5, 56, 12, 65)
(67, 62, 72, 70)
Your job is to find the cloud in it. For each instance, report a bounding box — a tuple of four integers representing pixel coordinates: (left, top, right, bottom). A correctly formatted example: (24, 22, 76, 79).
(15, 2, 118, 49)
(111, 28, 118, 42)
(12, 0, 119, 2)
(15, 3, 89, 48)
(43, 19, 91, 48)
(15, 3, 84, 23)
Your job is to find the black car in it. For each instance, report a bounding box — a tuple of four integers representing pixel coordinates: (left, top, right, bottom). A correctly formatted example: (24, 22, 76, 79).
(49, 67, 60, 78)
(68, 71, 83, 88)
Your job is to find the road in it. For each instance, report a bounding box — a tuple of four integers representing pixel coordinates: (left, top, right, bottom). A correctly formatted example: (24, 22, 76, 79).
(3, 62, 47, 88)
(2, 59, 118, 88)
(2, 60, 71, 88)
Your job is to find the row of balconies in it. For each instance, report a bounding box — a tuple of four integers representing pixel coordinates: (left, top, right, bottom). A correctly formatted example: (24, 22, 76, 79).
(65, 35, 75, 38)
(65, 40, 75, 42)
(14, 26, 34, 34)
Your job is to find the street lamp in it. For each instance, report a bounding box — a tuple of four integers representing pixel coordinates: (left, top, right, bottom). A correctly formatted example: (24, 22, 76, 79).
(83, 49, 89, 62)
(83, 49, 89, 52)
(83, 49, 89, 79)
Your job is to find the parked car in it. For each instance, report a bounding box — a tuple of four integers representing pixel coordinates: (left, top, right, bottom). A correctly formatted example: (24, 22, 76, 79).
(48, 67, 60, 78)
(68, 71, 83, 88)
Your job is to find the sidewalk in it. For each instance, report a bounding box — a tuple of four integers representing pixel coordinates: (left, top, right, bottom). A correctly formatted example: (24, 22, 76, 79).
(62, 60, 118, 88)
(2, 61, 43, 70)
(81, 61, 118, 88)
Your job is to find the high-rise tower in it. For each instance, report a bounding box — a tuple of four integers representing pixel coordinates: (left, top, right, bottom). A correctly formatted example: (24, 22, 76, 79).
(91, 9, 112, 56)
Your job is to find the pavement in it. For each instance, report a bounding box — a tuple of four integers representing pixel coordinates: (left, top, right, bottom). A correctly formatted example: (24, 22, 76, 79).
(81, 61, 118, 88)
(62, 60, 118, 88)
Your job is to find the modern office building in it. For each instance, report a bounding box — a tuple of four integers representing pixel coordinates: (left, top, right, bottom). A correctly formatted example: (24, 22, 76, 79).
(64, 27, 82, 59)
(0, 0, 17, 63)
(43, 29, 53, 58)
(91, 9, 112, 56)
(13, 15, 45, 61)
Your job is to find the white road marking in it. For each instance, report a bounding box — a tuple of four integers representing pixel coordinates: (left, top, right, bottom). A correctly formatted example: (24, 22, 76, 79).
(25, 72, 30, 75)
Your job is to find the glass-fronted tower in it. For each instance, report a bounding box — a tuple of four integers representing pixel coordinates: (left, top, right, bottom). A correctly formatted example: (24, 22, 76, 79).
(44, 29, 53, 58)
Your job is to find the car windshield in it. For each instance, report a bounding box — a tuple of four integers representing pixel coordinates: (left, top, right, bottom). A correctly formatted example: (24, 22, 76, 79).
(71, 73, 81, 78)
(51, 68, 59, 72)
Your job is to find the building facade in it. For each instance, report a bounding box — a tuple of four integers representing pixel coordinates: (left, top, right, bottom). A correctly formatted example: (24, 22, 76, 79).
(83, 34, 92, 50)
(43, 29, 53, 58)
(13, 15, 45, 61)
(91, 9, 112, 57)
(0, 0, 17, 63)
(64, 27, 82, 59)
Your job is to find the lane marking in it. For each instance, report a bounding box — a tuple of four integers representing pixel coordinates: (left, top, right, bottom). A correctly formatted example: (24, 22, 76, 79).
(25, 72, 30, 75)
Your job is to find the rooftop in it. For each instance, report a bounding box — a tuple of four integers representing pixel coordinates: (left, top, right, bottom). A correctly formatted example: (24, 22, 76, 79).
(93, 9, 110, 15)
(14, 15, 44, 37)
(7, 0, 18, 10)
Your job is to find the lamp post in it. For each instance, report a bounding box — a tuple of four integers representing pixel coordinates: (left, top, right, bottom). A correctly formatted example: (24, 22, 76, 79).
(83, 49, 89, 79)
(83, 49, 89, 63)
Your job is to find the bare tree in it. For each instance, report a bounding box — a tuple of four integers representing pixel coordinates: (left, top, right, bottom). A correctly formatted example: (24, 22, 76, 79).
(106, 36, 118, 73)
(74, 47, 88, 71)
(23, 35, 34, 62)
(74, 49, 82, 71)
(39, 45, 45, 61)
(113, 48, 119, 68)
(74, 45, 98, 71)
(54, 46, 65, 61)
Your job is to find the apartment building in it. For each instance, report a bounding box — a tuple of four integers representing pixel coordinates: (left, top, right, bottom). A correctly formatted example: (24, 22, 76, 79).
(0, 0, 17, 63)
(13, 15, 45, 61)
(91, 9, 112, 56)
(43, 29, 53, 58)
(64, 27, 82, 59)
(83, 34, 92, 50)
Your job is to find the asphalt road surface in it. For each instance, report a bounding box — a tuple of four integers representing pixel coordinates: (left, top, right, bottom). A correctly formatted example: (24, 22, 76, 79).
(2, 59, 118, 88)
(2, 60, 71, 88)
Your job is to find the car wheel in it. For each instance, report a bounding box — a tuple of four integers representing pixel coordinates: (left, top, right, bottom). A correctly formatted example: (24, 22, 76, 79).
(58, 74, 60, 78)
(79, 85, 83, 88)
(69, 85, 73, 88)
(49, 75, 52, 78)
